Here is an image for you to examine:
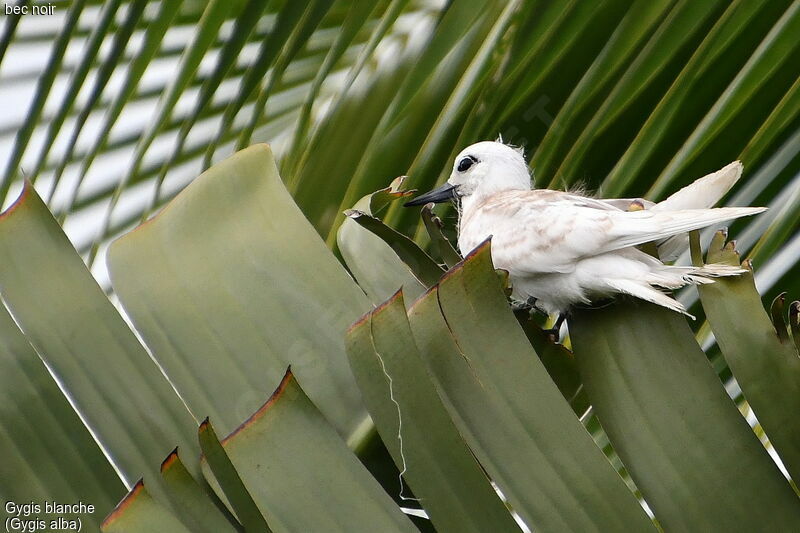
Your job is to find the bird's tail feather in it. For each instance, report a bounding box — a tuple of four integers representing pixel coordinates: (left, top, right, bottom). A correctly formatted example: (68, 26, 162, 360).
(690, 263, 747, 277)
(643, 262, 746, 292)
(653, 263, 746, 285)
(604, 279, 694, 319)
(605, 263, 745, 318)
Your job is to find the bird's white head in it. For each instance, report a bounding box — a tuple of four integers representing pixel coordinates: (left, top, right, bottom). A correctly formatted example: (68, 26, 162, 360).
(404, 141, 531, 207)
(448, 141, 531, 198)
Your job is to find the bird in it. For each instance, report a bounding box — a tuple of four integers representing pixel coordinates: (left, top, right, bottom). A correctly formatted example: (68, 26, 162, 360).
(404, 140, 766, 325)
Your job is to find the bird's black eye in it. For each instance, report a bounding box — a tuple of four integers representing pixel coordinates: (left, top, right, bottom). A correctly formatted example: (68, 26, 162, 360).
(457, 156, 477, 172)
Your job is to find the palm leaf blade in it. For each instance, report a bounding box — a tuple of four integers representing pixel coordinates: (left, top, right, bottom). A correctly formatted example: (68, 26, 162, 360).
(570, 300, 800, 530)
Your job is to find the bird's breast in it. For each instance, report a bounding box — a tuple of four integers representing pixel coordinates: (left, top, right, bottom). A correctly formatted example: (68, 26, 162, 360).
(458, 202, 579, 276)
(457, 213, 492, 257)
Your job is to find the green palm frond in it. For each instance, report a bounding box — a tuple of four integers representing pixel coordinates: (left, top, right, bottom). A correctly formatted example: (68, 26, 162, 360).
(2, 0, 797, 295)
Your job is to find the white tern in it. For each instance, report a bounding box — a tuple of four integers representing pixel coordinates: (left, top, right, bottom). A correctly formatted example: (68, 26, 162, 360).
(405, 141, 766, 320)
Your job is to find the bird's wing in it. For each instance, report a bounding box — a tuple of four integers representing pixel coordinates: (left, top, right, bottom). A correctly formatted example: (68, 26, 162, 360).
(484, 193, 764, 274)
(600, 206, 765, 251)
(651, 161, 742, 212)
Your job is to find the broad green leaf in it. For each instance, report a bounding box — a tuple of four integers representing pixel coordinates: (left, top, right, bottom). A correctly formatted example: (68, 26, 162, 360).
(107, 145, 370, 438)
(211, 369, 417, 533)
(570, 299, 800, 530)
(337, 180, 426, 305)
(199, 419, 270, 533)
(63, 80, 304, 222)
(410, 243, 655, 532)
(691, 231, 800, 482)
(101, 481, 191, 533)
(73, 110, 301, 254)
(0, 304, 123, 531)
(344, 209, 444, 288)
(346, 291, 521, 533)
(160, 449, 241, 533)
(514, 312, 590, 416)
(0, 183, 199, 489)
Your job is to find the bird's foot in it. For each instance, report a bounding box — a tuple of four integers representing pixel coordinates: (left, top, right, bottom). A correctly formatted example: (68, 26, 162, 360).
(512, 296, 539, 312)
(542, 313, 567, 341)
(542, 327, 559, 341)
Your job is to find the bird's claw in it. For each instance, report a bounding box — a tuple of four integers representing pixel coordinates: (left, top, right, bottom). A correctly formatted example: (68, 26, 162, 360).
(542, 327, 560, 341)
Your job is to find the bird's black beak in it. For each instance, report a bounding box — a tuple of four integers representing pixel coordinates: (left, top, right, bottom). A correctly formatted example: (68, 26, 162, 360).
(404, 183, 457, 207)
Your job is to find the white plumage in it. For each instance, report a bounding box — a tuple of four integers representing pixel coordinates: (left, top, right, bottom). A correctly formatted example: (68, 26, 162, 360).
(406, 141, 766, 318)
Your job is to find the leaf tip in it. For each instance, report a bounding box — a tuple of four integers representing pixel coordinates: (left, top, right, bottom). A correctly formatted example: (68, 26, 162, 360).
(0, 179, 32, 221)
(160, 447, 179, 473)
(102, 478, 144, 528)
(348, 308, 373, 335)
(374, 289, 404, 314)
(221, 367, 295, 446)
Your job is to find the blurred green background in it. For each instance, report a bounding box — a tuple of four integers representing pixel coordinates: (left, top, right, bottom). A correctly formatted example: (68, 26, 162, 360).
(0, 0, 797, 301)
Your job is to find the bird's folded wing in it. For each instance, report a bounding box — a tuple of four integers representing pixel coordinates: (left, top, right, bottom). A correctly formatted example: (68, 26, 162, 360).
(604, 206, 765, 251)
(488, 198, 764, 275)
